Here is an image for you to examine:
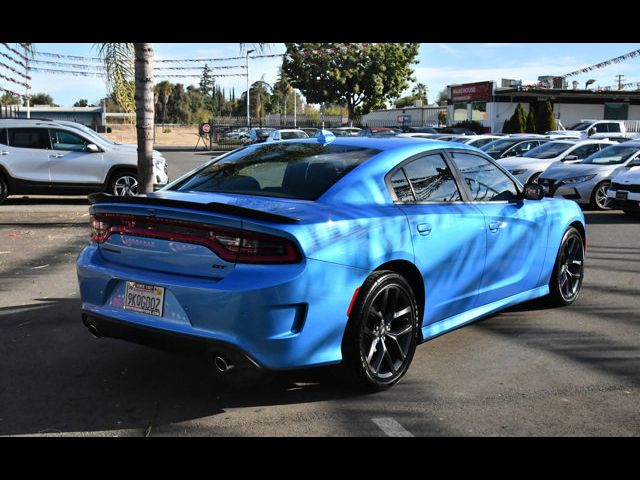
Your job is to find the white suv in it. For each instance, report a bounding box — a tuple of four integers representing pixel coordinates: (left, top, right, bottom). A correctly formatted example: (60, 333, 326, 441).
(0, 119, 168, 204)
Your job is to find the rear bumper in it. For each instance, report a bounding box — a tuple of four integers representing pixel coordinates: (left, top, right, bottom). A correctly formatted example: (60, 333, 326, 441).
(76, 244, 368, 370)
(82, 311, 262, 371)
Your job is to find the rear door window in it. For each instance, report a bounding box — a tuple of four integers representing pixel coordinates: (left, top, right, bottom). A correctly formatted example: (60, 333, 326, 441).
(7, 128, 51, 149)
(0, 128, 7, 145)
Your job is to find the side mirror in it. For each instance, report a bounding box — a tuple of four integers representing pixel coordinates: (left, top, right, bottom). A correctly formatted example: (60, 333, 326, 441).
(588, 127, 597, 137)
(85, 143, 100, 153)
(523, 182, 544, 200)
(563, 154, 578, 162)
(627, 158, 640, 167)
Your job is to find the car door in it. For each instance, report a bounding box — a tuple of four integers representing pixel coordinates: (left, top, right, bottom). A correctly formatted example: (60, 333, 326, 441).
(390, 152, 486, 325)
(4, 127, 51, 186)
(447, 151, 549, 306)
(48, 128, 105, 185)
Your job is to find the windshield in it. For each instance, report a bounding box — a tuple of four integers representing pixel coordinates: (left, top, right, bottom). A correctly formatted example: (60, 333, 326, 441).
(523, 142, 573, 159)
(581, 144, 640, 165)
(450, 137, 470, 143)
(171, 142, 380, 200)
(481, 138, 520, 154)
(568, 121, 592, 131)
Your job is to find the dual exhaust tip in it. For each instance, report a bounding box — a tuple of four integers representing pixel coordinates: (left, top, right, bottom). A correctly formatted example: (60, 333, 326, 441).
(84, 318, 236, 374)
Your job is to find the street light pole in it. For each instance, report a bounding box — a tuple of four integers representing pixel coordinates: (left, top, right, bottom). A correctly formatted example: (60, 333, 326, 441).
(293, 89, 297, 128)
(246, 49, 254, 128)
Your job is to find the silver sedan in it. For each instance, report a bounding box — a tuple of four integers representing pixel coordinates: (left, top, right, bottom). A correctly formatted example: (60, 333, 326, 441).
(537, 141, 640, 210)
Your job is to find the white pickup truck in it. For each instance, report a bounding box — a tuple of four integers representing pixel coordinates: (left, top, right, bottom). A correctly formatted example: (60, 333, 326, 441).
(547, 120, 639, 140)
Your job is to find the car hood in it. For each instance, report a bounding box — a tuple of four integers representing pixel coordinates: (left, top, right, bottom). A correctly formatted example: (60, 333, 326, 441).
(612, 166, 640, 184)
(109, 143, 163, 157)
(540, 161, 616, 179)
(500, 156, 557, 170)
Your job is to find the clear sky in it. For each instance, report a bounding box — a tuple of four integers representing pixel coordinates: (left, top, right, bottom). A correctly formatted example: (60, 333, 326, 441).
(19, 43, 640, 107)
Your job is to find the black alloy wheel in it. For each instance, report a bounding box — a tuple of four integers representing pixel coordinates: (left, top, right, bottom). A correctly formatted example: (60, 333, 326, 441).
(342, 271, 419, 391)
(548, 227, 585, 306)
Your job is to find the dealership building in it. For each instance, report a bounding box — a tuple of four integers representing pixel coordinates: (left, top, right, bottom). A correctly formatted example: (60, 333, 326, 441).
(446, 80, 640, 133)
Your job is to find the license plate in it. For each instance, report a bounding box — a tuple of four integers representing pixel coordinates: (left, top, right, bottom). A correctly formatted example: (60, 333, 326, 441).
(124, 281, 165, 317)
(616, 191, 628, 201)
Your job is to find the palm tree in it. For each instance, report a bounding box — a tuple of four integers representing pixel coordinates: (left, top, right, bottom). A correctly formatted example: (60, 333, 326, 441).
(97, 43, 155, 194)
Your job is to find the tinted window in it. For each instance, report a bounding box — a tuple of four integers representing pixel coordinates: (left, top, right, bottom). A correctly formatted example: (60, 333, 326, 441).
(281, 131, 308, 140)
(509, 140, 541, 156)
(0, 128, 6, 145)
(570, 143, 601, 160)
(8, 128, 50, 149)
(402, 154, 461, 202)
(608, 123, 621, 133)
(450, 152, 519, 202)
(481, 138, 520, 155)
(50, 129, 89, 151)
(172, 143, 380, 200)
(595, 123, 609, 133)
(471, 138, 497, 148)
(523, 141, 573, 159)
(390, 170, 414, 202)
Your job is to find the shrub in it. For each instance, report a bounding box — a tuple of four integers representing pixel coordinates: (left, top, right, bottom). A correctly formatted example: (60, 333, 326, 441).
(452, 120, 485, 134)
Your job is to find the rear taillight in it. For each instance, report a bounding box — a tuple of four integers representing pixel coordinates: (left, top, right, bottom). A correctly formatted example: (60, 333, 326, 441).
(89, 213, 301, 264)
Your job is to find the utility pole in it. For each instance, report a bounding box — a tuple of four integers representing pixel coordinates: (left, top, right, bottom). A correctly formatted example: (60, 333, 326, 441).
(24, 45, 30, 119)
(293, 89, 297, 128)
(246, 49, 254, 128)
(616, 74, 625, 90)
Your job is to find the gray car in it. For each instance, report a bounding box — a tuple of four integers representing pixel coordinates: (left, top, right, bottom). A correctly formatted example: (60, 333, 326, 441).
(537, 141, 640, 210)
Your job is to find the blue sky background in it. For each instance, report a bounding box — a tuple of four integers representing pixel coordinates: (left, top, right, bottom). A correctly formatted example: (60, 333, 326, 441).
(21, 43, 640, 107)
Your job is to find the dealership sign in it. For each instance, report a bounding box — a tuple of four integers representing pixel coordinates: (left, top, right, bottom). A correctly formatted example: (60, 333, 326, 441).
(397, 114, 412, 123)
(451, 82, 493, 102)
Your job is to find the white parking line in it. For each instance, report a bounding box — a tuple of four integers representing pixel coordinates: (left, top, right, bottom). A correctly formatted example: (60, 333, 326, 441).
(372, 417, 414, 437)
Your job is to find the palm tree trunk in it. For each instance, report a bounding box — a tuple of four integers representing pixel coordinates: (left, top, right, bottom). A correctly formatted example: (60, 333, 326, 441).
(134, 43, 155, 194)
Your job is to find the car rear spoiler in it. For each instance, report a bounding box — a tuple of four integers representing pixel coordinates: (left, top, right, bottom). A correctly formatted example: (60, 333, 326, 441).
(88, 193, 300, 224)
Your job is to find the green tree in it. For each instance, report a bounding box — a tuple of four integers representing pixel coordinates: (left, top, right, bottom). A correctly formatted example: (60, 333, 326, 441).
(504, 103, 526, 133)
(394, 82, 428, 108)
(74, 99, 90, 107)
(526, 109, 536, 133)
(199, 64, 214, 97)
(542, 100, 556, 132)
(0, 92, 20, 105)
(30, 93, 56, 106)
(283, 43, 420, 120)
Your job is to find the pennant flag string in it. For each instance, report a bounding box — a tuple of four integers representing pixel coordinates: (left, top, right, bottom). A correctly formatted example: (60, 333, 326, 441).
(0, 50, 27, 70)
(0, 60, 31, 80)
(562, 48, 640, 78)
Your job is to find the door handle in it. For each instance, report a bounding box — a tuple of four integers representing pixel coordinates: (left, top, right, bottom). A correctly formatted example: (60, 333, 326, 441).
(489, 221, 504, 232)
(49, 154, 64, 158)
(416, 223, 432, 236)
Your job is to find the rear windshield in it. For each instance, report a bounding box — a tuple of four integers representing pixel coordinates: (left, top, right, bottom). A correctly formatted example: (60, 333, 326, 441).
(171, 142, 381, 200)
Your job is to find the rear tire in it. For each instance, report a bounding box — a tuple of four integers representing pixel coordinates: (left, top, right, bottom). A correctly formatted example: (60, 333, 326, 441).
(546, 227, 585, 307)
(341, 270, 420, 391)
(109, 171, 139, 196)
(0, 175, 7, 205)
(590, 181, 612, 210)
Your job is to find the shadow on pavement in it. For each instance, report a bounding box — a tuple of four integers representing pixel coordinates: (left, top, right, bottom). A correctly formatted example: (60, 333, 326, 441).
(2, 197, 90, 206)
(0, 298, 363, 436)
(583, 211, 639, 225)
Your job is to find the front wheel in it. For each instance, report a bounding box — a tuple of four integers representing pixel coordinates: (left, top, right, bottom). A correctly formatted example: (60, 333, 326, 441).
(547, 227, 585, 306)
(109, 172, 139, 196)
(590, 181, 611, 210)
(342, 271, 420, 391)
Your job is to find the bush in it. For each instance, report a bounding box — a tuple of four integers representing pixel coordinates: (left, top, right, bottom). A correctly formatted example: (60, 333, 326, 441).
(452, 120, 486, 134)
(163, 128, 172, 133)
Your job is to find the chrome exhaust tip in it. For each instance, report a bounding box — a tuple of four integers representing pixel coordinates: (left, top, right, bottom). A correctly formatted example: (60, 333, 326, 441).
(213, 355, 235, 373)
(86, 323, 100, 338)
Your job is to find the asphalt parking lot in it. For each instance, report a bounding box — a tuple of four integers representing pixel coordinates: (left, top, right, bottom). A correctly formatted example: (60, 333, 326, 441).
(0, 150, 639, 436)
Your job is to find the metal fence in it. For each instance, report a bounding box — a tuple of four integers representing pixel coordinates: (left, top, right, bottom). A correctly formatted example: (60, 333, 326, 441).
(0, 104, 20, 118)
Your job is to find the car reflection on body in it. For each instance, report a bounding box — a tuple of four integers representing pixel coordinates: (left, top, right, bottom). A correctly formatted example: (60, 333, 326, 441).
(77, 133, 586, 390)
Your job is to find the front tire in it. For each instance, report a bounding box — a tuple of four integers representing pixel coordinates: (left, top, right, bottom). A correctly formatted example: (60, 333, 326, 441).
(590, 181, 611, 210)
(342, 271, 420, 391)
(109, 171, 139, 196)
(547, 227, 585, 306)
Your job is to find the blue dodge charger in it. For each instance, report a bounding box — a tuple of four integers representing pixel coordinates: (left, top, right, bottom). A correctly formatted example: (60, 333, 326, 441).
(76, 133, 586, 390)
